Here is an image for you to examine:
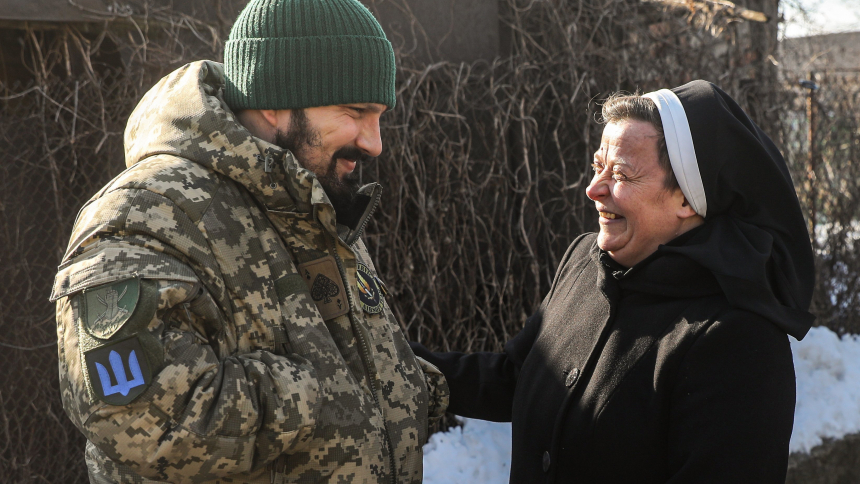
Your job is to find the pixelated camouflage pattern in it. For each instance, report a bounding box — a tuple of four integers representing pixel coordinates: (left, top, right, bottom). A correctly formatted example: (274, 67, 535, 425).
(53, 60, 448, 484)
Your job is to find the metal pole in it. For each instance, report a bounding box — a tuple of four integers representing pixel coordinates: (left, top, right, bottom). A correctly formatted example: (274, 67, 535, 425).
(799, 74, 819, 245)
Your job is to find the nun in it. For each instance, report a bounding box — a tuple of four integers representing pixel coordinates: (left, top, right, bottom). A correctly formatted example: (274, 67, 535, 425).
(412, 80, 814, 483)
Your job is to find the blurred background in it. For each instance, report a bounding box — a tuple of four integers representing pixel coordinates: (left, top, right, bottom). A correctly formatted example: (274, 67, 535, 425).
(1, 0, 858, 481)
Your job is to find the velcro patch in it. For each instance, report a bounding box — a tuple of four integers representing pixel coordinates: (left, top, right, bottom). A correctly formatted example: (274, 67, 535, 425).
(83, 278, 140, 339)
(357, 263, 385, 315)
(297, 256, 349, 320)
(84, 335, 152, 406)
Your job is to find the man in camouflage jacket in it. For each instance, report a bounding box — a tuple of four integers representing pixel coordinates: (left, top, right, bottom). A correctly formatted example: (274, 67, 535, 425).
(51, 1, 448, 482)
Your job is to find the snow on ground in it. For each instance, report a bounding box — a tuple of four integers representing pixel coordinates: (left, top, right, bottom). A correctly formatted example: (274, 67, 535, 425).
(423, 326, 860, 482)
(423, 419, 512, 484)
(790, 326, 860, 453)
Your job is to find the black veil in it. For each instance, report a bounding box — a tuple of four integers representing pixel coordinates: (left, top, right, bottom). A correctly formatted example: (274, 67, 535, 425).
(656, 81, 815, 339)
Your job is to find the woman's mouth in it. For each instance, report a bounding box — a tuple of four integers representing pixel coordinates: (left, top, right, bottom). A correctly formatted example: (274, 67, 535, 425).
(599, 211, 622, 220)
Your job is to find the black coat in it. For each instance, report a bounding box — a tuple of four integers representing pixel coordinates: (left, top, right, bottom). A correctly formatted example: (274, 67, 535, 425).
(412, 232, 796, 483)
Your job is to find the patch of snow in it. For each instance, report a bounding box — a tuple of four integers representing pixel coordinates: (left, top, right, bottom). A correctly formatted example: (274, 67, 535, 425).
(423, 418, 512, 484)
(790, 326, 860, 453)
(423, 326, 860, 480)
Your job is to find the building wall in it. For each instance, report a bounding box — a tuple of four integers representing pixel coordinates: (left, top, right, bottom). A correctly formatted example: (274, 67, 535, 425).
(781, 31, 860, 75)
(361, 0, 501, 63)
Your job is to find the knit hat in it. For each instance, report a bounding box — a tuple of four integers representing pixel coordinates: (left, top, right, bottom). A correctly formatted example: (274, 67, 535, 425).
(224, 0, 396, 110)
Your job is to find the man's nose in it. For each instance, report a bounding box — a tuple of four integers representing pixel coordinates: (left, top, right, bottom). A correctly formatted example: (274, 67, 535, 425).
(357, 118, 383, 158)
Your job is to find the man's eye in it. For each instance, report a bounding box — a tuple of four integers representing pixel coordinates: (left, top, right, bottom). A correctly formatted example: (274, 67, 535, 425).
(591, 163, 602, 173)
(612, 172, 627, 181)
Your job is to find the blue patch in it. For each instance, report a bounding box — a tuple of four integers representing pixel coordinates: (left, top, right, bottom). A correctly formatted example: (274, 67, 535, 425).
(84, 335, 151, 405)
(96, 349, 146, 397)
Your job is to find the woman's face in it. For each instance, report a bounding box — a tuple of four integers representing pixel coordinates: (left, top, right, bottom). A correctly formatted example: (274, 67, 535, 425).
(586, 120, 699, 268)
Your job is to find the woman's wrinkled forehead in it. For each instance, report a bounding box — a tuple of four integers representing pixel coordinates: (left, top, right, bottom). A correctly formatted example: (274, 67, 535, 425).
(594, 121, 661, 170)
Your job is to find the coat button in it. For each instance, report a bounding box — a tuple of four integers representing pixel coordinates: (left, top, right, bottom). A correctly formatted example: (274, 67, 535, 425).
(565, 368, 580, 387)
(542, 450, 551, 472)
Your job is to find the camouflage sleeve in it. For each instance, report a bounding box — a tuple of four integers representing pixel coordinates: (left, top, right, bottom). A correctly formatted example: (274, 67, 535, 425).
(414, 356, 449, 424)
(57, 278, 320, 483)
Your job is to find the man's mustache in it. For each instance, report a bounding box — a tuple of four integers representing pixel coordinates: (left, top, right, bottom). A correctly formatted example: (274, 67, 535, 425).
(331, 146, 375, 165)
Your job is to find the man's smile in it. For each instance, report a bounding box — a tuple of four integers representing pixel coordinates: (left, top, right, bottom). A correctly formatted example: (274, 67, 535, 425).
(338, 158, 357, 174)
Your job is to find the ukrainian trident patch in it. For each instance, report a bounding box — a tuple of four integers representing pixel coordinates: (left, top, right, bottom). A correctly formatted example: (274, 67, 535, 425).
(82, 278, 140, 339)
(84, 335, 152, 405)
(356, 263, 384, 314)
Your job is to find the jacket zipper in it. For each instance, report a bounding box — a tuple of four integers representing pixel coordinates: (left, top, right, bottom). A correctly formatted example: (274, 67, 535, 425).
(326, 231, 398, 484)
(346, 184, 383, 246)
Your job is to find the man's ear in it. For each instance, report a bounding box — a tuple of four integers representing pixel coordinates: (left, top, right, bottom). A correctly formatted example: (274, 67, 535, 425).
(259, 109, 279, 129)
(236, 109, 285, 141)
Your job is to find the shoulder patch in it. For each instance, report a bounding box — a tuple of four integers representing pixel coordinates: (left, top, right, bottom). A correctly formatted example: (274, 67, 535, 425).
(82, 278, 140, 339)
(297, 256, 350, 320)
(357, 263, 384, 315)
(84, 335, 152, 405)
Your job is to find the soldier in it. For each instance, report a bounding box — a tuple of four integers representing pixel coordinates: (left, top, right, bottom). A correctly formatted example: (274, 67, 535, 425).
(50, 0, 448, 482)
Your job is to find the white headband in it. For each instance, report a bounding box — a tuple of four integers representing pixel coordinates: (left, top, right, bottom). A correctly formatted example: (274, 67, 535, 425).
(642, 89, 707, 217)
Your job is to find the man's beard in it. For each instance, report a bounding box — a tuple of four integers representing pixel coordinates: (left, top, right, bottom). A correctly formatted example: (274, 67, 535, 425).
(274, 109, 372, 226)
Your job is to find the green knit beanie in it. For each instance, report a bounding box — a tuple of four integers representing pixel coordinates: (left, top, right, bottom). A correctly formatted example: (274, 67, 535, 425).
(224, 0, 396, 110)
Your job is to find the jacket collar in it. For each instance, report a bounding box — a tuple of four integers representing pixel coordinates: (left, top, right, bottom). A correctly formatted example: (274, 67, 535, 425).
(590, 226, 722, 300)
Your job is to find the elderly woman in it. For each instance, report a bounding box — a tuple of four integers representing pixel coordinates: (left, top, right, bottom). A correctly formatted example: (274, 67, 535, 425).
(411, 81, 814, 483)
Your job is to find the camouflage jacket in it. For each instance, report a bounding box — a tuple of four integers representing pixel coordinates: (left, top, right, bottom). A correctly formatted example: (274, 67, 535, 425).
(51, 61, 448, 484)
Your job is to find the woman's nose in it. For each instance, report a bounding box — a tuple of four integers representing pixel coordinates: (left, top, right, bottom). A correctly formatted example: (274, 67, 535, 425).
(586, 175, 609, 201)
